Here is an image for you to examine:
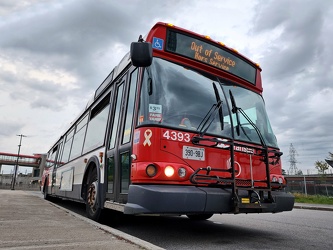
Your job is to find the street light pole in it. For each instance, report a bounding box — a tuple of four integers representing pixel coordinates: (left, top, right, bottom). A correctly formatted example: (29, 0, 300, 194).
(11, 134, 27, 190)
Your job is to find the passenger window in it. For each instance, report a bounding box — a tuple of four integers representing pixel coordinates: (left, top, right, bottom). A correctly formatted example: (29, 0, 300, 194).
(107, 157, 115, 193)
(61, 129, 74, 163)
(46, 145, 58, 168)
(69, 115, 88, 160)
(120, 152, 130, 193)
(83, 104, 110, 154)
(82, 93, 111, 154)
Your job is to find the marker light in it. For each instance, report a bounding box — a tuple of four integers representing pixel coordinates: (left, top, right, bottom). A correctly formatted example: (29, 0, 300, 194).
(166, 23, 174, 27)
(164, 166, 175, 177)
(178, 168, 186, 178)
(146, 164, 157, 177)
(131, 154, 137, 160)
(99, 152, 103, 163)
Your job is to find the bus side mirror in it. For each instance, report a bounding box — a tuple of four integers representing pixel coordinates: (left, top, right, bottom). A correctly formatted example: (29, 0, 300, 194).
(130, 42, 153, 67)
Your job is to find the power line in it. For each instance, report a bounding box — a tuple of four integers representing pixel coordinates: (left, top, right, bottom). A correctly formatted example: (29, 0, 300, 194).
(288, 143, 299, 175)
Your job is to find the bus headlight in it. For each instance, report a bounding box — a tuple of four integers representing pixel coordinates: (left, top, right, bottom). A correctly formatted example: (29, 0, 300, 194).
(178, 167, 186, 178)
(164, 166, 175, 177)
(272, 176, 278, 182)
(146, 164, 157, 177)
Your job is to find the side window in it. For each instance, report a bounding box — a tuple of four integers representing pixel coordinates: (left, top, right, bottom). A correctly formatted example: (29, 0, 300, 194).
(69, 115, 88, 161)
(107, 157, 115, 193)
(46, 145, 58, 168)
(61, 128, 74, 164)
(109, 83, 124, 149)
(56, 139, 64, 167)
(120, 152, 130, 193)
(83, 94, 111, 154)
(122, 69, 138, 144)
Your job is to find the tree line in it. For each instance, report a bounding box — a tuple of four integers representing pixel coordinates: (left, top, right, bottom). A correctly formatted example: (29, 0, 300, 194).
(315, 152, 333, 174)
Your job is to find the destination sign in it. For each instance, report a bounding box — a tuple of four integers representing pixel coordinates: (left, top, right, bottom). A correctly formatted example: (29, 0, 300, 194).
(165, 30, 256, 84)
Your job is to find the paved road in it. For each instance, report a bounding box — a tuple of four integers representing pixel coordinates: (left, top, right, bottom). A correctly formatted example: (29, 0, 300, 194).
(50, 197, 333, 250)
(112, 209, 333, 249)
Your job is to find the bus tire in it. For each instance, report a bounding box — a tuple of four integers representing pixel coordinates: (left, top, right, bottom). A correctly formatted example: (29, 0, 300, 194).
(186, 213, 213, 220)
(86, 168, 102, 221)
(43, 180, 50, 200)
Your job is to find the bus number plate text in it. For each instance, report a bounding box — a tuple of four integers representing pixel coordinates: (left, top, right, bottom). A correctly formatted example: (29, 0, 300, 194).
(183, 146, 205, 161)
(162, 130, 191, 142)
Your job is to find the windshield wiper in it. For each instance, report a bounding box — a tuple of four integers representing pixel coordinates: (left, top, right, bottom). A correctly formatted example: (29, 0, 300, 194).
(229, 90, 266, 147)
(213, 81, 224, 131)
(195, 82, 223, 139)
(229, 90, 241, 136)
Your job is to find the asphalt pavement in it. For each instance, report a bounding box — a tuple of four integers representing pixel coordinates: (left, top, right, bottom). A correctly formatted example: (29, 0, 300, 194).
(0, 189, 332, 249)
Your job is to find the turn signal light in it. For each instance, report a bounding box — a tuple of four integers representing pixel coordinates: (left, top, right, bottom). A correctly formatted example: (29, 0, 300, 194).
(146, 164, 157, 177)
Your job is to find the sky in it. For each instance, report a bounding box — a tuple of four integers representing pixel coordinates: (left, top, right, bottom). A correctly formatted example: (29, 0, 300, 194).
(0, 0, 332, 175)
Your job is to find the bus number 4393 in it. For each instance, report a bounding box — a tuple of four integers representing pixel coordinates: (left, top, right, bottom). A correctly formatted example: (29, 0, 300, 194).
(163, 130, 191, 142)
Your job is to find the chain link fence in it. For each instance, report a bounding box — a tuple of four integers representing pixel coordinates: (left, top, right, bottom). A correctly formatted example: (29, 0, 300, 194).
(285, 175, 333, 196)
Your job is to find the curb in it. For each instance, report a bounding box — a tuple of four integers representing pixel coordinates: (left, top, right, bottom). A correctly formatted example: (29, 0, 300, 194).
(293, 204, 333, 212)
(48, 201, 165, 250)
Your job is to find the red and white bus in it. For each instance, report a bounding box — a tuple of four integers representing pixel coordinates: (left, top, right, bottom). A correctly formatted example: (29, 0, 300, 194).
(41, 22, 294, 221)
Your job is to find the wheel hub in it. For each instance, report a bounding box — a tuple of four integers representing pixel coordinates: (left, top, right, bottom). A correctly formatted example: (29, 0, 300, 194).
(87, 181, 98, 207)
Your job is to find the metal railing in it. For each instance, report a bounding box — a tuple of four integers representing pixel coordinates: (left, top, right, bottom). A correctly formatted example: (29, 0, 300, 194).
(0, 152, 41, 167)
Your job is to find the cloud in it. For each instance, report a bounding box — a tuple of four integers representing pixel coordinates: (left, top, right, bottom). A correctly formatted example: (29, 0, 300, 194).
(0, 0, 186, 156)
(252, 0, 333, 169)
(0, 121, 24, 137)
(0, 0, 332, 173)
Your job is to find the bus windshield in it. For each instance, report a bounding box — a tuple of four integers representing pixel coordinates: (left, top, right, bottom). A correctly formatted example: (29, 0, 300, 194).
(138, 57, 278, 148)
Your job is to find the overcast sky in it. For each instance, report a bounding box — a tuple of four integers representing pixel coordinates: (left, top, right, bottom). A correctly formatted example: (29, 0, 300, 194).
(0, 0, 332, 174)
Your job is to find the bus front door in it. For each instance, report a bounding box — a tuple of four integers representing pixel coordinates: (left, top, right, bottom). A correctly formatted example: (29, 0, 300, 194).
(106, 67, 138, 205)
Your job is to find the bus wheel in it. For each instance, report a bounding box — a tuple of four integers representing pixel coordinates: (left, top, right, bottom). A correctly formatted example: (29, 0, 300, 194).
(186, 213, 213, 220)
(43, 189, 49, 200)
(43, 181, 50, 200)
(86, 170, 101, 221)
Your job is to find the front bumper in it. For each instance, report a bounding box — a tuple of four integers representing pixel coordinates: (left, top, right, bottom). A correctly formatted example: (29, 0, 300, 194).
(124, 184, 295, 215)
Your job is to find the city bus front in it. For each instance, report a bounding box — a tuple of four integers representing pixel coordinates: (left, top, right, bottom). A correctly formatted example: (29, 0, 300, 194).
(125, 24, 294, 216)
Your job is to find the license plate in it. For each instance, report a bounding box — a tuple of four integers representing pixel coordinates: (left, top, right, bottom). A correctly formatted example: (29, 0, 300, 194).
(183, 146, 205, 161)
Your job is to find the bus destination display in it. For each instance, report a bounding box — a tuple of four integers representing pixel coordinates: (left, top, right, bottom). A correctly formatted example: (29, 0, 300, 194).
(166, 30, 256, 84)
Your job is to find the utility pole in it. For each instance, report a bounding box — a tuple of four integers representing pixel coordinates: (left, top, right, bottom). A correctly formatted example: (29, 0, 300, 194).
(11, 134, 27, 190)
